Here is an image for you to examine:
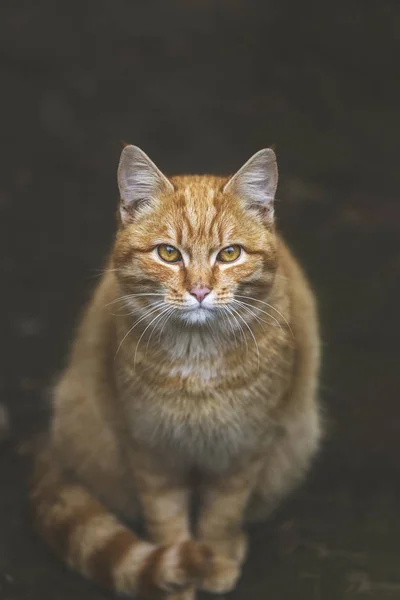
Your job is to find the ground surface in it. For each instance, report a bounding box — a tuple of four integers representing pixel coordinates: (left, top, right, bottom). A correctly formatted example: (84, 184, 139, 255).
(1, 1, 400, 599)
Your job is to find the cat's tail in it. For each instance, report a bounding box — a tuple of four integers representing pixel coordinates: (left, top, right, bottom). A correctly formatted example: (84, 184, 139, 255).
(30, 448, 211, 598)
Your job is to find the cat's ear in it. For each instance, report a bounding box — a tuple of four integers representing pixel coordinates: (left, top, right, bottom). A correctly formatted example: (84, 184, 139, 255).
(223, 149, 278, 224)
(117, 145, 174, 223)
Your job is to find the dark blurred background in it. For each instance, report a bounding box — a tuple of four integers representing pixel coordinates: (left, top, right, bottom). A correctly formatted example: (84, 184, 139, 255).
(1, 1, 399, 599)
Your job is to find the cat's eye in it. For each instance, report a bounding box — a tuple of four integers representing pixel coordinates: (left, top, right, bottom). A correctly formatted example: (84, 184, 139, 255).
(157, 244, 182, 263)
(217, 245, 242, 263)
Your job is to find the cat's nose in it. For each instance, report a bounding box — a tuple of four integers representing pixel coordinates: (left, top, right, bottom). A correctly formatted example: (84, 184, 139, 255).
(189, 286, 211, 303)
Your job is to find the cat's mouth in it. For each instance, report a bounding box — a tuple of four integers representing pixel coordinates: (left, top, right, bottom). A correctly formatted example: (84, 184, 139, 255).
(179, 304, 213, 325)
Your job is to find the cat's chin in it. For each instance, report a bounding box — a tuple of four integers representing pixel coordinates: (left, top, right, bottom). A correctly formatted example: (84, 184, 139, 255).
(179, 307, 213, 326)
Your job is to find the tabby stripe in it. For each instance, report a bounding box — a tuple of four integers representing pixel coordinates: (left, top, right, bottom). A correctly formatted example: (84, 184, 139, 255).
(36, 497, 105, 557)
(137, 546, 169, 597)
(67, 514, 124, 568)
(88, 529, 143, 589)
(113, 542, 156, 595)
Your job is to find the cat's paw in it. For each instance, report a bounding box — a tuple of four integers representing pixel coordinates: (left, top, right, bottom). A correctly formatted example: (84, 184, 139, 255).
(168, 587, 196, 600)
(200, 555, 241, 595)
(156, 541, 213, 593)
(202, 531, 248, 563)
(230, 531, 248, 563)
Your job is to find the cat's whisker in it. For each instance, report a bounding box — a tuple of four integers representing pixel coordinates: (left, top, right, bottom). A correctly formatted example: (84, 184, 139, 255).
(233, 299, 282, 332)
(220, 306, 239, 348)
(114, 303, 167, 359)
(111, 300, 165, 318)
(222, 306, 241, 345)
(134, 306, 172, 369)
(229, 305, 260, 371)
(106, 293, 166, 308)
(157, 307, 177, 344)
(235, 309, 275, 331)
(225, 306, 248, 354)
(232, 300, 267, 332)
(90, 267, 122, 279)
(235, 295, 294, 338)
(145, 306, 175, 352)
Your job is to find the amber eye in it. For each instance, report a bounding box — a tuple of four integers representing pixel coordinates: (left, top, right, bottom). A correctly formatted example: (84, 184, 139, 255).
(217, 245, 242, 263)
(157, 244, 182, 263)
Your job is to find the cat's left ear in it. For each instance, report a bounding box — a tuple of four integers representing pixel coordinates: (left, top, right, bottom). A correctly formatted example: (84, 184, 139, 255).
(117, 145, 174, 224)
(223, 149, 278, 224)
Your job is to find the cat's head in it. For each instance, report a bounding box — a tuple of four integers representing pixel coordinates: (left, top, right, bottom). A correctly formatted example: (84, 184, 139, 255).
(113, 145, 279, 328)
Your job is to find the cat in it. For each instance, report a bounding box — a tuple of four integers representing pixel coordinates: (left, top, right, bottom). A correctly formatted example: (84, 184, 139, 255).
(31, 145, 321, 600)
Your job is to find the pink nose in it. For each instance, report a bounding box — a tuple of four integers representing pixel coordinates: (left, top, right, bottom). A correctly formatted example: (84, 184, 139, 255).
(189, 286, 211, 303)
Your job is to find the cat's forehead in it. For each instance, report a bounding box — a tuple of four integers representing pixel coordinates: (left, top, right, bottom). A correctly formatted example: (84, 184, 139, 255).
(171, 175, 225, 207)
(165, 175, 233, 246)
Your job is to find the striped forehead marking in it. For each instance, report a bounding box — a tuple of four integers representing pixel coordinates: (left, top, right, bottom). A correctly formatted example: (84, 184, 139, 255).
(179, 183, 220, 246)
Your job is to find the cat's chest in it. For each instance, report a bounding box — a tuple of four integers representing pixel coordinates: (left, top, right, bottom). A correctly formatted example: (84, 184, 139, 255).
(129, 390, 258, 472)
(166, 358, 223, 393)
(160, 333, 231, 391)
(125, 358, 264, 472)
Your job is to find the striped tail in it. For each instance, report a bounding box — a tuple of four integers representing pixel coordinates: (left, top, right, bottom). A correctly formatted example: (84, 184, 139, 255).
(31, 449, 211, 598)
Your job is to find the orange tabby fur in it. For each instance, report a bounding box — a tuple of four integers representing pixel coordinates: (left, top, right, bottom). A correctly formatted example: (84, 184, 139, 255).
(31, 146, 321, 599)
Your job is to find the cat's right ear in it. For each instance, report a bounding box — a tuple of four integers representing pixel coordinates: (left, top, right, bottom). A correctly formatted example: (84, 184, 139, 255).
(117, 145, 174, 224)
(223, 148, 278, 225)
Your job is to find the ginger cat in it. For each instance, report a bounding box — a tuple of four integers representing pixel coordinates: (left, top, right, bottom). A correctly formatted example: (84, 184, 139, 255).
(31, 146, 321, 600)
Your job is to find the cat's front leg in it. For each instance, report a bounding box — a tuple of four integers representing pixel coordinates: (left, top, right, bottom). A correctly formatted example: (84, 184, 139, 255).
(197, 461, 260, 594)
(129, 450, 212, 597)
(130, 449, 191, 545)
